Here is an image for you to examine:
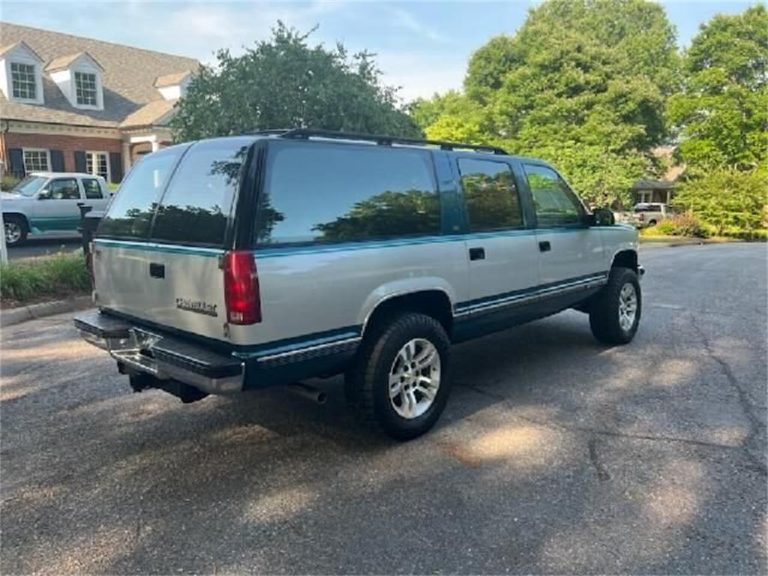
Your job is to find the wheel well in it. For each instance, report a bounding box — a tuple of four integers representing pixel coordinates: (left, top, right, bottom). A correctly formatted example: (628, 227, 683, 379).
(611, 250, 638, 272)
(363, 290, 454, 340)
(3, 213, 29, 229)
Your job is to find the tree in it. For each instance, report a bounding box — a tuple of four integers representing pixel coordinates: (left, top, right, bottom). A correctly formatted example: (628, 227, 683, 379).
(415, 0, 679, 206)
(172, 23, 420, 141)
(674, 168, 768, 236)
(668, 5, 768, 172)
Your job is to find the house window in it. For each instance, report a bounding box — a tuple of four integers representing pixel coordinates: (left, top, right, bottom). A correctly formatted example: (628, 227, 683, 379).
(74, 71, 98, 106)
(23, 149, 50, 172)
(85, 151, 110, 181)
(11, 62, 37, 100)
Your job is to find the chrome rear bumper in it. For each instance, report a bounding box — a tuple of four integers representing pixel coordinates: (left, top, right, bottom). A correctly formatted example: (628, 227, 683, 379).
(75, 311, 243, 395)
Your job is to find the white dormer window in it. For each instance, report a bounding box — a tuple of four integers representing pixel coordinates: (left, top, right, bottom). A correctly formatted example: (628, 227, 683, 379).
(0, 41, 45, 104)
(74, 71, 97, 106)
(47, 51, 104, 110)
(11, 62, 37, 99)
(154, 71, 192, 101)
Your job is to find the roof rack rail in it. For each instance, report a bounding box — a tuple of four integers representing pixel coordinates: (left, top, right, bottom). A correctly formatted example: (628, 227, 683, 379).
(249, 128, 507, 155)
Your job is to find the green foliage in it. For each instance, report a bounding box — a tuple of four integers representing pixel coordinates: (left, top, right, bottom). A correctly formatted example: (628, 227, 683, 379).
(674, 167, 768, 236)
(1, 175, 20, 191)
(0, 253, 91, 303)
(668, 5, 768, 172)
(413, 0, 679, 207)
(648, 213, 710, 238)
(312, 190, 439, 241)
(172, 22, 420, 141)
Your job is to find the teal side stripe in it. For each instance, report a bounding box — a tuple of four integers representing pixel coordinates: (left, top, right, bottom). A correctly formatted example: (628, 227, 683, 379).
(94, 238, 224, 258)
(232, 328, 362, 359)
(255, 229, 540, 259)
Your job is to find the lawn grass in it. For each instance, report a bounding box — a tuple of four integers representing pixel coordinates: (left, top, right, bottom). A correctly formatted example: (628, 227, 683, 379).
(1, 253, 91, 306)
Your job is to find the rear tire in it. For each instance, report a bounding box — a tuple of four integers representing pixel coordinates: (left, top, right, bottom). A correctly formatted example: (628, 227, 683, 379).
(347, 313, 451, 441)
(4, 215, 28, 247)
(589, 268, 641, 345)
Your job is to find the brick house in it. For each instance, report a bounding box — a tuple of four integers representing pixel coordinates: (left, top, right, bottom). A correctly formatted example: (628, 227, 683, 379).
(0, 22, 199, 184)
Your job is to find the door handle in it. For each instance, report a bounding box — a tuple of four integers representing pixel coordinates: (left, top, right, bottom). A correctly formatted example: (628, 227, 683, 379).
(149, 262, 165, 278)
(539, 241, 551, 252)
(469, 247, 485, 261)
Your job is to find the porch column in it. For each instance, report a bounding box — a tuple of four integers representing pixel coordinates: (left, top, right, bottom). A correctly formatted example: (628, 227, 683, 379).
(122, 140, 131, 173)
(151, 138, 159, 153)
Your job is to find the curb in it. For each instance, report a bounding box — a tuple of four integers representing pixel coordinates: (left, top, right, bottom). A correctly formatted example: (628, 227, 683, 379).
(1, 296, 93, 328)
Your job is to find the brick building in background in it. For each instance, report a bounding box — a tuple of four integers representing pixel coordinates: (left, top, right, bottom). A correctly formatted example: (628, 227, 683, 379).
(0, 22, 199, 184)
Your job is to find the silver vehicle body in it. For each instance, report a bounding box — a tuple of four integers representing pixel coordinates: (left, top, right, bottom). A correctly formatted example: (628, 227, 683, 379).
(77, 132, 640, 398)
(632, 202, 669, 227)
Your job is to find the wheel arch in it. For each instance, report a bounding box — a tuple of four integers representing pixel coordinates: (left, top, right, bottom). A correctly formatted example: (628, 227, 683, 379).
(361, 287, 455, 342)
(611, 249, 638, 273)
(2, 212, 30, 229)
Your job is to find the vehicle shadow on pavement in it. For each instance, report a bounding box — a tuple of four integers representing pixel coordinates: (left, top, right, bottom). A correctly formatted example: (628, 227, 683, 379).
(1, 306, 766, 574)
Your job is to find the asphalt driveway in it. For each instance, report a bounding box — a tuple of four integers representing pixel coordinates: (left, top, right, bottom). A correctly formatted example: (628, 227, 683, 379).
(1, 243, 766, 574)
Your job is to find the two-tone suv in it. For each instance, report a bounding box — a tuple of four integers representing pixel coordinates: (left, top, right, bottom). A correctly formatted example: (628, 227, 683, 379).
(2, 172, 111, 246)
(75, 129, 643, 440)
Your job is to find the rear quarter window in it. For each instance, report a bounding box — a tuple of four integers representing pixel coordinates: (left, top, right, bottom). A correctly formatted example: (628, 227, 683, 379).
(98, 146, 186, 240)
(256, 143, 439, 245)
(150, 137, 253, 246)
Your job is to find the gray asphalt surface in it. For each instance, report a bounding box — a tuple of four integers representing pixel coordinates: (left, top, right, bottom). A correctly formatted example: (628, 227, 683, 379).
(1, 244, 766, 574)
(6, 236, 81, 261)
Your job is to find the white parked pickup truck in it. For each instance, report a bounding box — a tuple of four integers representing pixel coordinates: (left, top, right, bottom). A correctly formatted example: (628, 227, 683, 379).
(2, 172, 112, 246)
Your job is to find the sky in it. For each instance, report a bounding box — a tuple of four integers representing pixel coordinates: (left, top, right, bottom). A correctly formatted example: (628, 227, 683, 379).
(0, 0, 759, 102)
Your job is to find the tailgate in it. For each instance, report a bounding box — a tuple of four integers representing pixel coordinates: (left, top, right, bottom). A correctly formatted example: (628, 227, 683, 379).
(93, 240, 227, 341)
(91, 137, 257, 343)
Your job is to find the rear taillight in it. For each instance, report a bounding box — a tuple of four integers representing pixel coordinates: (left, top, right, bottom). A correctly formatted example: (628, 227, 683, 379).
(223, 250, 261, 325)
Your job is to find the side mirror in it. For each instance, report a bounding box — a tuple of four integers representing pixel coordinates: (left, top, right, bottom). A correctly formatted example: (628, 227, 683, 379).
(591, 207, 615, 227)
(37, 189, 51, 200)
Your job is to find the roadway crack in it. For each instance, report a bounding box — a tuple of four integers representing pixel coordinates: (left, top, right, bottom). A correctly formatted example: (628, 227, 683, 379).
(690, 316, 767, 475)
(588, 437, 611, 481)
(460, 382, 753, 453)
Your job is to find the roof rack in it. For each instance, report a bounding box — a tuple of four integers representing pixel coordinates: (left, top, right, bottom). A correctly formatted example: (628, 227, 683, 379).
(249, 128, 507, 155)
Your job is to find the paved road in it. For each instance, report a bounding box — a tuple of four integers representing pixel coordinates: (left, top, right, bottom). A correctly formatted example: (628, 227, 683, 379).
(1, 244, 766, 574)
(6, 235, 81, 261)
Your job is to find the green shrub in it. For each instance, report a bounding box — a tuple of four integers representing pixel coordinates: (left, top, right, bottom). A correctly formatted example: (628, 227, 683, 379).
(644, 212, 710, 238)
(0, 253, 91, 304)
(675, 168, 768, 236)
(1, 175, 20, 191)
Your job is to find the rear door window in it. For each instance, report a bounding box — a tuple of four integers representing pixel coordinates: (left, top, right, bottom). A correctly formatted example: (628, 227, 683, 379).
(257, 143, 439, 245)
(82, 178, 103, 199)
(150, 137, 253, 246)
(98, 146, 186, 240)
(458, 158, 523, 231)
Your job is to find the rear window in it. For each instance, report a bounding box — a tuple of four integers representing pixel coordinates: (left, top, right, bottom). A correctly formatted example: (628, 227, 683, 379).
(256, 143, 439, 245)
(150, 137, 253, 246)
(98, 146, 186, 240)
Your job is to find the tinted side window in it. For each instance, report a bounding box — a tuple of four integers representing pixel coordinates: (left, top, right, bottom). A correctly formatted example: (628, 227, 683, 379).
(458, 159, 522, 231)
(524, 164, 584, 227)
(49, 178, 80, 200)
(151, 138, 252, 246)
(82, 178, 103, 199)
(98, 146, 185, 240)
(257, 144, 439, 245)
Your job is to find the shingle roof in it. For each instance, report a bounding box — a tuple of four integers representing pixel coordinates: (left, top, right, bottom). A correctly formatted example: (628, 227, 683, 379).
(120, 99, 177, 129)
(45, 51, 104, 72)
(0, 22, 199, 127)
(0, 40, 43, 61)
(154, 71, 191, 88)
